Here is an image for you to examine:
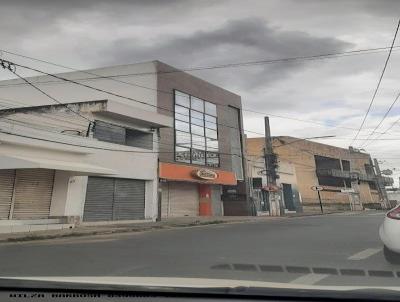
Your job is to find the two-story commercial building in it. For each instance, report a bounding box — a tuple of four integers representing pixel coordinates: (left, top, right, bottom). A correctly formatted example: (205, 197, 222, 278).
(0, 60, 249, 227)
(0, 99, 172, 231)
(247, 136, 393, 213)
(155, 62, 248, 217)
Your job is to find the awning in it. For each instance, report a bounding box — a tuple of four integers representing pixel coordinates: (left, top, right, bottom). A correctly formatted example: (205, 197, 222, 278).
(0, 155, 116, 176)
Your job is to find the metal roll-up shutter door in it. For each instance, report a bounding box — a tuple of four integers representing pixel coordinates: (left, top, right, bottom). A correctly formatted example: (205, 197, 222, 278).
(168, 182, 198, 217)
(113, 179, 145, 220)
(12, 169, 55, 220)
(83, 177, 114, 222)
(0, 170, 15, 219)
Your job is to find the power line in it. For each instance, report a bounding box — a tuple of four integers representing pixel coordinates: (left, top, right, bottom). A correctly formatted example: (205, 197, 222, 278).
(2, 54, 399, 137)
(0, 115, 214, 151)
(0, 102, 228, 152)
(0, 128, 245, 158)
(0, 63, 92, 123)
(243, 108, 392, 135)
(3, 46, 400, 81)
(351, 19, 400, 144)
(361, 116, 400, 149)
(2, 61, 397, 162)
(2, 55, 399, 142)
(0, 58, 267, 137)
(358, 92, 400, 148)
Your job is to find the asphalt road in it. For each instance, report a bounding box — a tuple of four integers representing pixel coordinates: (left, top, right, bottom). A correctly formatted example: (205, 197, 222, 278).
(0, 212, 398, 287)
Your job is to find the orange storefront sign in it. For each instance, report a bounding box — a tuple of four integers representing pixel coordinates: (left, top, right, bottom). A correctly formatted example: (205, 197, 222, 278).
(159, 162, 237, 185)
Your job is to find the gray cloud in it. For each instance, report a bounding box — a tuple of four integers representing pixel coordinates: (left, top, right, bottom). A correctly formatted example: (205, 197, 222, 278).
(292, 0, 400, 18)
(101, 18, 353, 90)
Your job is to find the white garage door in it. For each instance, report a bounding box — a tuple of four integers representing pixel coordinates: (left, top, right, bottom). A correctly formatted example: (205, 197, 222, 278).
(12, 169, 55, 220)
(161, 182, 198, 218)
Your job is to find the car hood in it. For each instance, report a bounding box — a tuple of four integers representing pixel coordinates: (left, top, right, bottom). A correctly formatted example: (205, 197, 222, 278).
(2, 276, 400, 292)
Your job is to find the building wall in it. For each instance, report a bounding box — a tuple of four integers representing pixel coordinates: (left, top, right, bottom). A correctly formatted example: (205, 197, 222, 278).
(273, 137, 380, 209)
(50, 171, 70, 216)
(247, 136, 381, 212)
(155, 61, 249, 215)
(246, 140, 301, 212)
(0, 62, 158, 112)
(155, 61, 244, 172)
(388, 190, 400, 204)
(0, 102, 162, 220)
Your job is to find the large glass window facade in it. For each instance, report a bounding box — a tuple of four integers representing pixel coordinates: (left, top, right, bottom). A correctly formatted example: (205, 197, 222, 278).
(174, 90, 219, 167)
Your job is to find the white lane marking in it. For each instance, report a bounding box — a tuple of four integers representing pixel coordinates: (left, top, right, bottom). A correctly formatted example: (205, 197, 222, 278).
(348, 248, 381, 260)
(290, 274, 328, 285)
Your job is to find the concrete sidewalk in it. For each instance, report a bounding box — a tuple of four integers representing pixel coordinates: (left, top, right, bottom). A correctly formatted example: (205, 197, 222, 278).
(0, 216, 274, 244)
(0, 210, 370, 244)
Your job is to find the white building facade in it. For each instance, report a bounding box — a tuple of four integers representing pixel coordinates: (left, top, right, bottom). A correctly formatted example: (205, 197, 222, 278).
(0, 99, 172, 230)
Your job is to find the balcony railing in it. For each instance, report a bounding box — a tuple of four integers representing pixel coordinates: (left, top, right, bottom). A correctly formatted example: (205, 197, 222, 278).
(382, 176, 394, 186)
(316, 169, 394, 186)
(316, 168, 350, 178)
(316, 169, 375, 181)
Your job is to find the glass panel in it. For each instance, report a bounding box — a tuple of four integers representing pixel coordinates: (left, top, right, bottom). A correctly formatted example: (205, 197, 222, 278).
(192, 149, 206, 165)
(205, 128, 217, 139)
(191, 124, 204, 136)
(192, 134, 205, 150)
(206, 138, 219, 151)
(175, 120, 190, 132)
(205, 115, 217, 130)
(191, 96, 204, 112)
(175, 105, 189, 122)
(175, 146, 191, 163)
(206, 152, 219, 167)
(205, 101, 217, 116)
(176, 131, 191, 148)
(175, 91, 190, 107)
(190, 110, 204, 127)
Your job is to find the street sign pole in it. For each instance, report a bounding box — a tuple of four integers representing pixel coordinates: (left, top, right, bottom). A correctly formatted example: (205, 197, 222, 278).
(317, 190, 323, 213)
(311, 186, 324, 214)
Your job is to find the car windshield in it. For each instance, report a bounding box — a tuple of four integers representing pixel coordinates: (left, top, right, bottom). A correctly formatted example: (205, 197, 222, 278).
(0, 0, 400, 299)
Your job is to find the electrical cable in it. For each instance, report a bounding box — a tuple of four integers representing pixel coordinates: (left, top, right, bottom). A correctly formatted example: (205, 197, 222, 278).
(351, 19, 400, 144)
(3, 46, 400, 80)
(2, 50, 400, 136)
(4, 66, 92, 123)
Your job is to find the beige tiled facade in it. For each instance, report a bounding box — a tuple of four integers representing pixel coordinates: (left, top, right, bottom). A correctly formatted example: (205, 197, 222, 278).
(247, 136, 382, 212)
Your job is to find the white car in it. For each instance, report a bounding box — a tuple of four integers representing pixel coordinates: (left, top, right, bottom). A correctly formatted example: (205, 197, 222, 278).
(379, 204, 400, 264)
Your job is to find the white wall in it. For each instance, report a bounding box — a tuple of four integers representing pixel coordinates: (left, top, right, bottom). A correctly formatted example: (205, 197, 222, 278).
(0, 121, 158, 221)
(145, 180, 157, 220)
(0, 62, 158, 112)
(50, 171, 69, 216)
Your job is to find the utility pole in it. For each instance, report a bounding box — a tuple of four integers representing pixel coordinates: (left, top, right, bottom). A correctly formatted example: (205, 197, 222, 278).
(264, 117, 282, 216)
(348, 147, 362, 211)
(374, 158, 390, 209)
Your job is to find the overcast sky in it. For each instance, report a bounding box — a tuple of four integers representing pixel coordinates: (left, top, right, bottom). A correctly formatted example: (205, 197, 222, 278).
(1, 0, 400, 183)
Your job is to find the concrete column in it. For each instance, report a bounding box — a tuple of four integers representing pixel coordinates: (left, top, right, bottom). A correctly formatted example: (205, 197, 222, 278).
(49, 171, 69, 217)
(145, 180, 157, 220)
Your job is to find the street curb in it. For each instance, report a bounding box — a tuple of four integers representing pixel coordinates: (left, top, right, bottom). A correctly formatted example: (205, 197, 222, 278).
(0, 210, 371, 244)
(0, 219, 259, 244)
